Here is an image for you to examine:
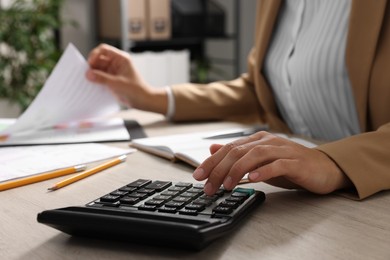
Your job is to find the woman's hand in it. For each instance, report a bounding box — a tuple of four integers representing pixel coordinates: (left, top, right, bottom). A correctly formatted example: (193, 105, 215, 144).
(193, 131, 353, 195)
(86, 44, 168, 114)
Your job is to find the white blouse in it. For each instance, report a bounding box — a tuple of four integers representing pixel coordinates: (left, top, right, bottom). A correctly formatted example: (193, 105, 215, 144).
(263, 0, 360, 141)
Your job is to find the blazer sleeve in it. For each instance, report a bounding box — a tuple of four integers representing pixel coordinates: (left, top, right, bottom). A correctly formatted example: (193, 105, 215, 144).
(316, 122, 390, 199)
(170, 49, 262, 122)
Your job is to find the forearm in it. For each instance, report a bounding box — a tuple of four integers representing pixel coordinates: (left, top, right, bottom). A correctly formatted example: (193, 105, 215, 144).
(170, 78, 261, 122)
(130, 87, 168, 115)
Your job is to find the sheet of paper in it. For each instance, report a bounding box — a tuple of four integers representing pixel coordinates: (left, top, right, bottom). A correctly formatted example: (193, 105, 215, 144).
(0, 119, 16, 132)
(0, 118, 130, 146)
(0, 143, 135, 183)
(0, 43, 120, 136)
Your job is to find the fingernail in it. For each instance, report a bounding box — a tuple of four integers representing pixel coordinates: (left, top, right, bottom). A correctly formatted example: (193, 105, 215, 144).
(204, 182, 214, 195)
(248, 171, 260, 181)
(193, 168, 205, 180)
(223, 176, 233, 190)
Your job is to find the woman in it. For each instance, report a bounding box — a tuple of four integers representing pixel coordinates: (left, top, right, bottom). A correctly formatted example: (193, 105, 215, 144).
(86, 0, 390, 200)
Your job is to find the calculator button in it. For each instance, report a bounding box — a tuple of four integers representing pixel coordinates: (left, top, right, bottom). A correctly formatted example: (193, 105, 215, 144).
(233, 187, 255, 196)
(213, 206, 233, 215)
(165, 201, 185, 208)
(168, 186, 187, 192)
(153, 195, 172, 202)
(120, 196, 140, 205)
(137, 188, 156, 195)
(186, 188, 203, 194)
(145, 181, 172, 191)
(231, 191, 249, 200)
(161, 190, 180, 197)
(225, 196, 245, 203)
(192, 184, 204, 189)
(127, 179, 152, 188)
(192, 198, 212, 207)
(178, 208, 198, 216)
(100, 195, 120, 203)
(144, 199, 165, 207)
(128, 192, 148, 200)
(215, 189, 225, 197)
(110, 190, 128, 197)
(138, 204, 157, 211)
(118, 186, 137, 193)
(180, 192, 199, 199)
(185, 203, 205, 212)
(174, 182, 193, 188)
(158, 206, 178, 214)
(173, 196, 191, 203)
(199, 194, 219, 202)
(96, 200, 120, 207)
(219, 200, 239, 209)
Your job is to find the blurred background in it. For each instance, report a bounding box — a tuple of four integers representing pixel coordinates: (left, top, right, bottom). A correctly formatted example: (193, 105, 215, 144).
(0, 0, 257, 117)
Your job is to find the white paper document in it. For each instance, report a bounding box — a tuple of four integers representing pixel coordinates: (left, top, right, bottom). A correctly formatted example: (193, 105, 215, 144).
(0, 44, 130, 145)
(0, 143, 135, 183)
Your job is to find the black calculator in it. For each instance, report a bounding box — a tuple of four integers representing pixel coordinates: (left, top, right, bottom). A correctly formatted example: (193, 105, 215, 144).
(37, 179, 265, 250)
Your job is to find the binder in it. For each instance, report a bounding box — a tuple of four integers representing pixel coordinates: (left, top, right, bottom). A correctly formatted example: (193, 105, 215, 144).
(97, 0, 148, 41)
(147, 0, 171, 40)
(127, 0, 148, 40)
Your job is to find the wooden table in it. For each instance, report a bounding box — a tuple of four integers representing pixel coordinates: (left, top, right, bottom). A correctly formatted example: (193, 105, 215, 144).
(1, 109, 389, 260)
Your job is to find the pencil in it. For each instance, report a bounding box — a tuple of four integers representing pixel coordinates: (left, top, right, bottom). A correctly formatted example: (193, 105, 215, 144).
(48, 155, 127, 191)
(0, 164, 87, 192)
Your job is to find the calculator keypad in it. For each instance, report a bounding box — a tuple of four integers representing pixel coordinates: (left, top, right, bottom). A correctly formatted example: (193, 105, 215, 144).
(88, 179, 255, 218)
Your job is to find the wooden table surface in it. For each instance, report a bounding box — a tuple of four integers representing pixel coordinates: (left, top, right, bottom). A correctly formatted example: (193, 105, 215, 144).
(1, 109, 389, 260)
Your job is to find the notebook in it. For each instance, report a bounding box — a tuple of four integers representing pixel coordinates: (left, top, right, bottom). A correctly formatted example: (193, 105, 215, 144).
(130, 128, 317, 168)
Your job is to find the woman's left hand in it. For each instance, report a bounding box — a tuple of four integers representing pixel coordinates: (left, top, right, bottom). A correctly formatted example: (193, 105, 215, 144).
(193, 131, 352, 196)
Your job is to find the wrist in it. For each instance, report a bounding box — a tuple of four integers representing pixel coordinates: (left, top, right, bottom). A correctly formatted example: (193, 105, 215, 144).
(139, 87, 168, 115)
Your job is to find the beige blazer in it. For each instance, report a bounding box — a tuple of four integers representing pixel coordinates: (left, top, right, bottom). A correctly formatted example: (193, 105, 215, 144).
(171, 0, 390, 199)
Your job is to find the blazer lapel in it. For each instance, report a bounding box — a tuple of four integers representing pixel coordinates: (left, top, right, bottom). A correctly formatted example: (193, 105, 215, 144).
(252, 0, 289, 131)
(254, 0, 282, 68)
(346, 0, 387, 131)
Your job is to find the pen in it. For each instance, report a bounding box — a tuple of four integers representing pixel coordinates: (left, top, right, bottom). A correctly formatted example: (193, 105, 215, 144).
(0, 164, 87, 192)
(48, 155, 127, 191)
(203, 125, 269, 140)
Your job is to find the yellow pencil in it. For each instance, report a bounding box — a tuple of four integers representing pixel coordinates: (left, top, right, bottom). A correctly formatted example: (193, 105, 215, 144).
(48, 155, 127, 191)
(0, 164, 87, 192)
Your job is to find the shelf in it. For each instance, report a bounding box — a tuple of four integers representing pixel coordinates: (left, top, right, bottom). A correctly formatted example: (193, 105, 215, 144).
(97, 0, 241, 78)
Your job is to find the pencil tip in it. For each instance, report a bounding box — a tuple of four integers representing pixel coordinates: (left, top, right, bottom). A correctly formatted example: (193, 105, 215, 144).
(47, 187, 55, 191)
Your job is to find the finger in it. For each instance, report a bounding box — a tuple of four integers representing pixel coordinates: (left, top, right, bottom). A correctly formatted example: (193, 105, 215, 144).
(194, 138, 251, 181)
(86, 69, 122, 86)
(196, 131, 280, 181)
(223, 144, 295, 190)
(209, 143, 223, 155)
(253, 159, 334, 194)
(197, 131, 269, 177)
(248, 158, 295, 182)
(194, 131, 275, 193)
(205, 142, 252, 194)
(89, 55, 112, 72)
(204, 133, 284, 194)
(88, 44, 126, 68)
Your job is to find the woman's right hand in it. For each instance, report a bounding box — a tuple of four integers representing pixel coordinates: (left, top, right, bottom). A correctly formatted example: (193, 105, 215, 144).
(86, 44, 168, 114)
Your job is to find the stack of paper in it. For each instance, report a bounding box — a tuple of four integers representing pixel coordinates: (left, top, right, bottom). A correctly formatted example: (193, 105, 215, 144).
(0, 44, 130, 146)
(130, 50, 190, 87)
(0, 44, 137, 189)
